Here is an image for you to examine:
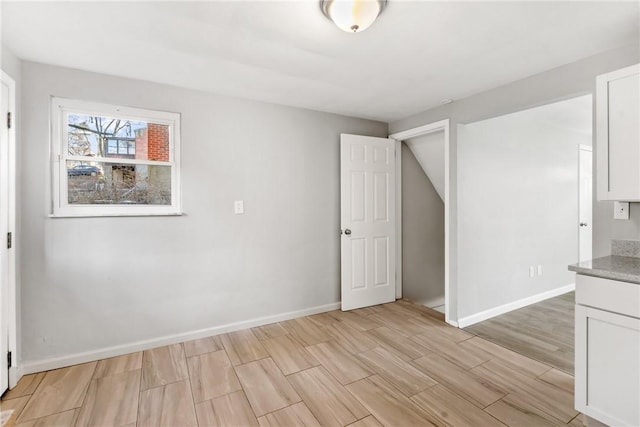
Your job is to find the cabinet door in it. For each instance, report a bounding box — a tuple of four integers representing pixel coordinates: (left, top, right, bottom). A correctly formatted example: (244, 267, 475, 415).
(575, 305, 640, 426)
(597, 64, 640, 201)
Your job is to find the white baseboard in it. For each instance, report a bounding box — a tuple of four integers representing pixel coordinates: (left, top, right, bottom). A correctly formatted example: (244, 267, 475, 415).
(457, 284, 575, 328)
(20, 301, 341, 375)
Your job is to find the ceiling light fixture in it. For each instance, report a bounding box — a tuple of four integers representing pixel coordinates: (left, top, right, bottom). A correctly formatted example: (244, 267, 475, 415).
(320, 0, 387, 33)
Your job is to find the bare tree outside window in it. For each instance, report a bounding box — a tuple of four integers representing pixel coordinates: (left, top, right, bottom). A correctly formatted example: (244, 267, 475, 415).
(66, 113, 171, 205)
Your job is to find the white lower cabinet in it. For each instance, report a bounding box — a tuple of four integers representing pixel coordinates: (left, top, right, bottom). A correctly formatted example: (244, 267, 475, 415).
(575, 275, 640, 427)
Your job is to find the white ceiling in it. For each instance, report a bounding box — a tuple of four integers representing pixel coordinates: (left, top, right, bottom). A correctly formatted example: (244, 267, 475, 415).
(2, 1, 638, 122)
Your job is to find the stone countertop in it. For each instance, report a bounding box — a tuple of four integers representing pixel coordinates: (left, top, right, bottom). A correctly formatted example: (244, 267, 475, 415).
(569, 255, 640, 284)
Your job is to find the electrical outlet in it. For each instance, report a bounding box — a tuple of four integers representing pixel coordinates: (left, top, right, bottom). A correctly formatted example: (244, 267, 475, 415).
(529, 266, 535, 278)
(234, 200, 244, 214)
(537, 265, 543, 276)
(614, 201, 630, 220)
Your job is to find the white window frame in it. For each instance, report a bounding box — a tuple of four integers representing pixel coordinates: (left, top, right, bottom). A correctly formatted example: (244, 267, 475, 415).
(51, 97, 182, 217)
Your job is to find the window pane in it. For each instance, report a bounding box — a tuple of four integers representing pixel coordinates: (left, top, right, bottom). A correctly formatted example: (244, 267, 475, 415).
(67, 114, 170, 161)
(67, 161, 171, 205)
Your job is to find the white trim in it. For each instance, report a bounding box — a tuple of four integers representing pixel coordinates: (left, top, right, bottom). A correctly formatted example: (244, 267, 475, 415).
(394, 138, 402, 299)
(389, 119, 452, 326)
(1, 71, 18, 389)
(50, 97, 182, 217)
(579, 144, 593, 152)
(389, 120, 450, 141)
(457, 284, 575, 328)
(20, 301, 341, 375)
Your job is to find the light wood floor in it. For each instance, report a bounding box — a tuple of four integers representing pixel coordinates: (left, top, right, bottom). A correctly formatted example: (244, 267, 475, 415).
(1, 299, 584, 427)
(465, 292, 575, 374)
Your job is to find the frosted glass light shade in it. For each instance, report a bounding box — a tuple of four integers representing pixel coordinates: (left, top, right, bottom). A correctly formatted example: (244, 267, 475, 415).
(320, 0, 387, 33)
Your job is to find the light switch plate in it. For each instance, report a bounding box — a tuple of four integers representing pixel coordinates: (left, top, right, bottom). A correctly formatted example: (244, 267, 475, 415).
(614, 201, 630, 220)
(234, 200, 244, 214)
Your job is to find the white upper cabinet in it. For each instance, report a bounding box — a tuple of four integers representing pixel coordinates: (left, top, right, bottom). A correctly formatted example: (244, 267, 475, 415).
(596, 64, 640, 201)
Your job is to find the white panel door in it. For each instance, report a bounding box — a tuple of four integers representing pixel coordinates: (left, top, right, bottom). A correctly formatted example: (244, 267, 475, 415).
(0, 78, 9, 394)
(340, 134, 396, 310)
(579, 147, 592, 262)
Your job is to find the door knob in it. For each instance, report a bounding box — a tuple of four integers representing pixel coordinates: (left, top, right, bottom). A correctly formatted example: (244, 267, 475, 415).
(580, 222, 588, 227)
(344, 229, 352, 235)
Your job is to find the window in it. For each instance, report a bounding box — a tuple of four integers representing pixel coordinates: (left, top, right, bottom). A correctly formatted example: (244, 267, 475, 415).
(51, 98, 181, 216)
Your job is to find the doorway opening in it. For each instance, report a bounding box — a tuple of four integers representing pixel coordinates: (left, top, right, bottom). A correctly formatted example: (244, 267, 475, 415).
(389, 120, 452, 325)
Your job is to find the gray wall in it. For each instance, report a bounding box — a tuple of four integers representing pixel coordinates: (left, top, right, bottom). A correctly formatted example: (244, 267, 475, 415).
(401, 143, 444, 307)
(19, 61, 387, 363)
(457, 102, 591, 319)
(1, 44, 22, 364)
(390, 44, 640, 322)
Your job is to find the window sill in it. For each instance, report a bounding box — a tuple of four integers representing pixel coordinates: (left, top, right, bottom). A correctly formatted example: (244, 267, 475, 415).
(48, 212, 186, 218)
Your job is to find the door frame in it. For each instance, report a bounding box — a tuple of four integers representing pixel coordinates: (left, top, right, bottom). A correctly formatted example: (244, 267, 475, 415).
(578, 144, 593, 263)
(1, 70, 18, 389)
(389, 119, 452, 325)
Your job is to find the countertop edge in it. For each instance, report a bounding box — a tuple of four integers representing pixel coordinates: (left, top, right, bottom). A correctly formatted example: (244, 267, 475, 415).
(569, 265, 640, 285)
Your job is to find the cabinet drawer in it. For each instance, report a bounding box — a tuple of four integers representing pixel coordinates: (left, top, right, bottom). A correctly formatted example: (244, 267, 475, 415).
(576, 274, 640, 318)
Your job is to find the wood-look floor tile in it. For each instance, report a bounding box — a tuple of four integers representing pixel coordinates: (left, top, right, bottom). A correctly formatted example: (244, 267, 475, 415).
(367, 327, 432, 361)
(221, 329, 269, 366)
(326, 310, 382, 331)
(324, 323, 378, 354)
(351, 306, 384, 316)
(459, 337, 551, 377)
(15, 409, 78, 427)
(568, 414, 587, 427)
(18, 362, 97, 422)
(75, 369, 140, 427)
(483, 396, 561, 427)
(195, 390, 258, 427)
(1, 396, 30, 421)
(93, 352, 142, 379)
(183, 336, 223, 358)
(412, 354, 506, 408)
(345, 375, 435, 426)
(234, 358, 301, 417)
(2, 373, 46, 400)
(396, 300, 445, 322)
(187, 350, 241, 403)
(411, 384, 506, 427)
(305, 341, 372, 385)
(346, 415, 384, 427)
(261, 334, 318, 375)
(411, 332, 493, 370)
(281, 317, 332, 347)
(257, 402, 320, 427)
(464, 296, 575, 375)
(368, 312, 427, 336)
(288, 366, 369, 427)
(138, 379, 197, 427)
(405, 316, 474, 343)
(141, 344, 188, 390)
(252, 323, 289, 341)
(538, 368, 574, 394)
(358, 347, 437, 396)
(307, 313, 337, 327)
(471, 359, 577, 422)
